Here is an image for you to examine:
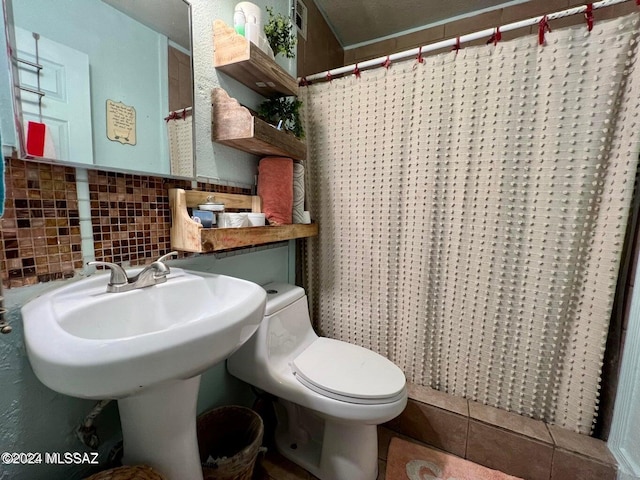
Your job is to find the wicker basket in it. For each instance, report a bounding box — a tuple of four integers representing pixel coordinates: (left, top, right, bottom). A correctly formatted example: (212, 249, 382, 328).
(84, 465, 166, 480)
(197, 406, 264, 480)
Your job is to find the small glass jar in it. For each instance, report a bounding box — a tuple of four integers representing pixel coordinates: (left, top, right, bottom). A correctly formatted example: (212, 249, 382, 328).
(198, 196, 225, 227)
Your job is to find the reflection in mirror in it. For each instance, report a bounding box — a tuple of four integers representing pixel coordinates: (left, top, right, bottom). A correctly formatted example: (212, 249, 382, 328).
(7, 0, 194, 177)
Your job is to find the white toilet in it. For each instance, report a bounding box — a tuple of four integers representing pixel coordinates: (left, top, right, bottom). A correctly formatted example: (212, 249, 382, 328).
(227, 283, 407, 480)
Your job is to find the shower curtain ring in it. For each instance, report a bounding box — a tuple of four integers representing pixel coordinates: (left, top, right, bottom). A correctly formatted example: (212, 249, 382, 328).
(585, 4, 594, 32)
(452, 37, 461, 54)
(414, 46, 425, 68)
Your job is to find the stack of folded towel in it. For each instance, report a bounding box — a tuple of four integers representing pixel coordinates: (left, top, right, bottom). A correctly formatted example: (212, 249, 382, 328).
(257, 156, 306, 225)
(258, 157, 293, 225)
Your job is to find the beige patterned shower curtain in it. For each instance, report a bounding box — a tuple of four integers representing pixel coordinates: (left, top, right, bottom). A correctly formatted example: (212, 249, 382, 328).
(301, 14, 640, 433)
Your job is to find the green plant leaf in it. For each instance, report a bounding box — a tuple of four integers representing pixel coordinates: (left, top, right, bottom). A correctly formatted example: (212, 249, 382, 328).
(264, 6, 296, 59)
(258, 96, 304, 138)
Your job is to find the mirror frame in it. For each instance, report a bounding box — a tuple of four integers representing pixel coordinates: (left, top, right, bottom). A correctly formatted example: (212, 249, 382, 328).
(3, 0, 196, 180)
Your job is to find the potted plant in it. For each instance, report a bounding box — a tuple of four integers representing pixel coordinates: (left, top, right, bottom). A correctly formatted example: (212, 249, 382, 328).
(264, 6, 296, 58)
(258, 96, 304, 139)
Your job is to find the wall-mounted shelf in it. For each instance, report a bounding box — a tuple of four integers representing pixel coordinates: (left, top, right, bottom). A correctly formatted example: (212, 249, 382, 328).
(212, 88, 307, 160)
(213, 20, 298, 97)
(169, 188, 318, 252)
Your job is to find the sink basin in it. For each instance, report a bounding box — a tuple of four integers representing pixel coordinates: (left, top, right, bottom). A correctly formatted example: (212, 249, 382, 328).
(21, 267, 267, 480)
(22, 268, 266, 399)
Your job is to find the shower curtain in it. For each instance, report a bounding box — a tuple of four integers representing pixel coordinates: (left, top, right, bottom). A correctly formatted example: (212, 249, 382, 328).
(301, 13, 640, 434)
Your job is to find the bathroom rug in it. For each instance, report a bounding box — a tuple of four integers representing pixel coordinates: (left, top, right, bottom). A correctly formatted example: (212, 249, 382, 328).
(386, 437, 522, 480)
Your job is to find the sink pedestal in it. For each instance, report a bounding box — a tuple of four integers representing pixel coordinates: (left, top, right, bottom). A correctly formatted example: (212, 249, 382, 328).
(118, 375, 203, 480)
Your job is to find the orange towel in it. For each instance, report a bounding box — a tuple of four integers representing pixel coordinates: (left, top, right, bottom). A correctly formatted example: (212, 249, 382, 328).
(258, 157, 293, 225)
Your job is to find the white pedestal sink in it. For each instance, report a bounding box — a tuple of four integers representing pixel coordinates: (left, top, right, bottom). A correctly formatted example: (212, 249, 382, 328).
(21, 268, 267, 480)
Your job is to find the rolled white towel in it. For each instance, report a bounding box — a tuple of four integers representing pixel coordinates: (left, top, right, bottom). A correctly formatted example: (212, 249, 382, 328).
(292, 162, 305, 224)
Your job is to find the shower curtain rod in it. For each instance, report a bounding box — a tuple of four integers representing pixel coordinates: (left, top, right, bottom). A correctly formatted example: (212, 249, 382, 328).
(301, 0, 634, 83)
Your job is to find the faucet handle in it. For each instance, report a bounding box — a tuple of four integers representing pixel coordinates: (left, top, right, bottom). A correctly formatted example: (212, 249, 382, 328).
(87, 261, 128, 286)
(147, 251, 178, 279)
(156, 251, 179, 263)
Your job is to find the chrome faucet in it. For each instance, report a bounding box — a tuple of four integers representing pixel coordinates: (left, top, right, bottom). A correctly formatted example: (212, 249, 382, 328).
(88, 251, 179, 293)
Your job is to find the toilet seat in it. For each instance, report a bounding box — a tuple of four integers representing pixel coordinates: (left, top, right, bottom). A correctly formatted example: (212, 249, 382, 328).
(291, 338, 406, 405)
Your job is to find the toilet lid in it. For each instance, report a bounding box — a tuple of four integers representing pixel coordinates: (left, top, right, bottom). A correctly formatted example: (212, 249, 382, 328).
(291, 338, 406, 404)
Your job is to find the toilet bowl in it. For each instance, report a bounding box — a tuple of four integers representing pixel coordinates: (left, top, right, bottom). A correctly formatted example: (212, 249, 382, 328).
(227, 283, 407, 480)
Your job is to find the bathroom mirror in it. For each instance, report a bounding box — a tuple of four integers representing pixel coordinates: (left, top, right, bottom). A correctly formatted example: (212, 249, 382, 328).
(5, 0, 194, 178)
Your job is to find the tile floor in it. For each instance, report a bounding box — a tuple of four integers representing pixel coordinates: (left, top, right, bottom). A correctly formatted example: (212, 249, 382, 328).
(251, 430, 483, 480)
(252, 449, 319, 480)
(252, 434, 532, 480)
(252, 445, 387, 480)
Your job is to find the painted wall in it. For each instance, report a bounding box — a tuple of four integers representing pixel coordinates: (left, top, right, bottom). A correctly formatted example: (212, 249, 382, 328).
(0, 245, 292, 480)
(12, 0, 169, 175)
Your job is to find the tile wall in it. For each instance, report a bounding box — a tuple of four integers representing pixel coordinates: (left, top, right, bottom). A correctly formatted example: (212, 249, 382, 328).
(381, 385, 618, 480)
(87, 170, 183, 267)
(0, 158, 251, 288)
(345, 1, 639, 66)
(1, 159, 82, 287)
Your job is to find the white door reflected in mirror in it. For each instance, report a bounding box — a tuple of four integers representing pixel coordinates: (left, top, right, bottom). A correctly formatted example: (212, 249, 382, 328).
(7, 0, 194, 178)
(16, 27, 93, 163)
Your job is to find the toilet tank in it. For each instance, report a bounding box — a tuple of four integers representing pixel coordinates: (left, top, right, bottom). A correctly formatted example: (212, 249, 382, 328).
(263, 283, 305, 316)
(227, 283, 318, 385)
(263, 283, 318, 360)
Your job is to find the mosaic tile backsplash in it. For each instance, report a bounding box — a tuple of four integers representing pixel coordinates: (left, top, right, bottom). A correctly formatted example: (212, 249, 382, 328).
(87, 170, 184, 266)
(1, 159, 81, 287)
(0, 158, 251, 288)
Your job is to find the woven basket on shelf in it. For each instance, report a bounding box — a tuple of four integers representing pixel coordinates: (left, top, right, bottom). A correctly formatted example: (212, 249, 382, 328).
(84, 465, 166, 480)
